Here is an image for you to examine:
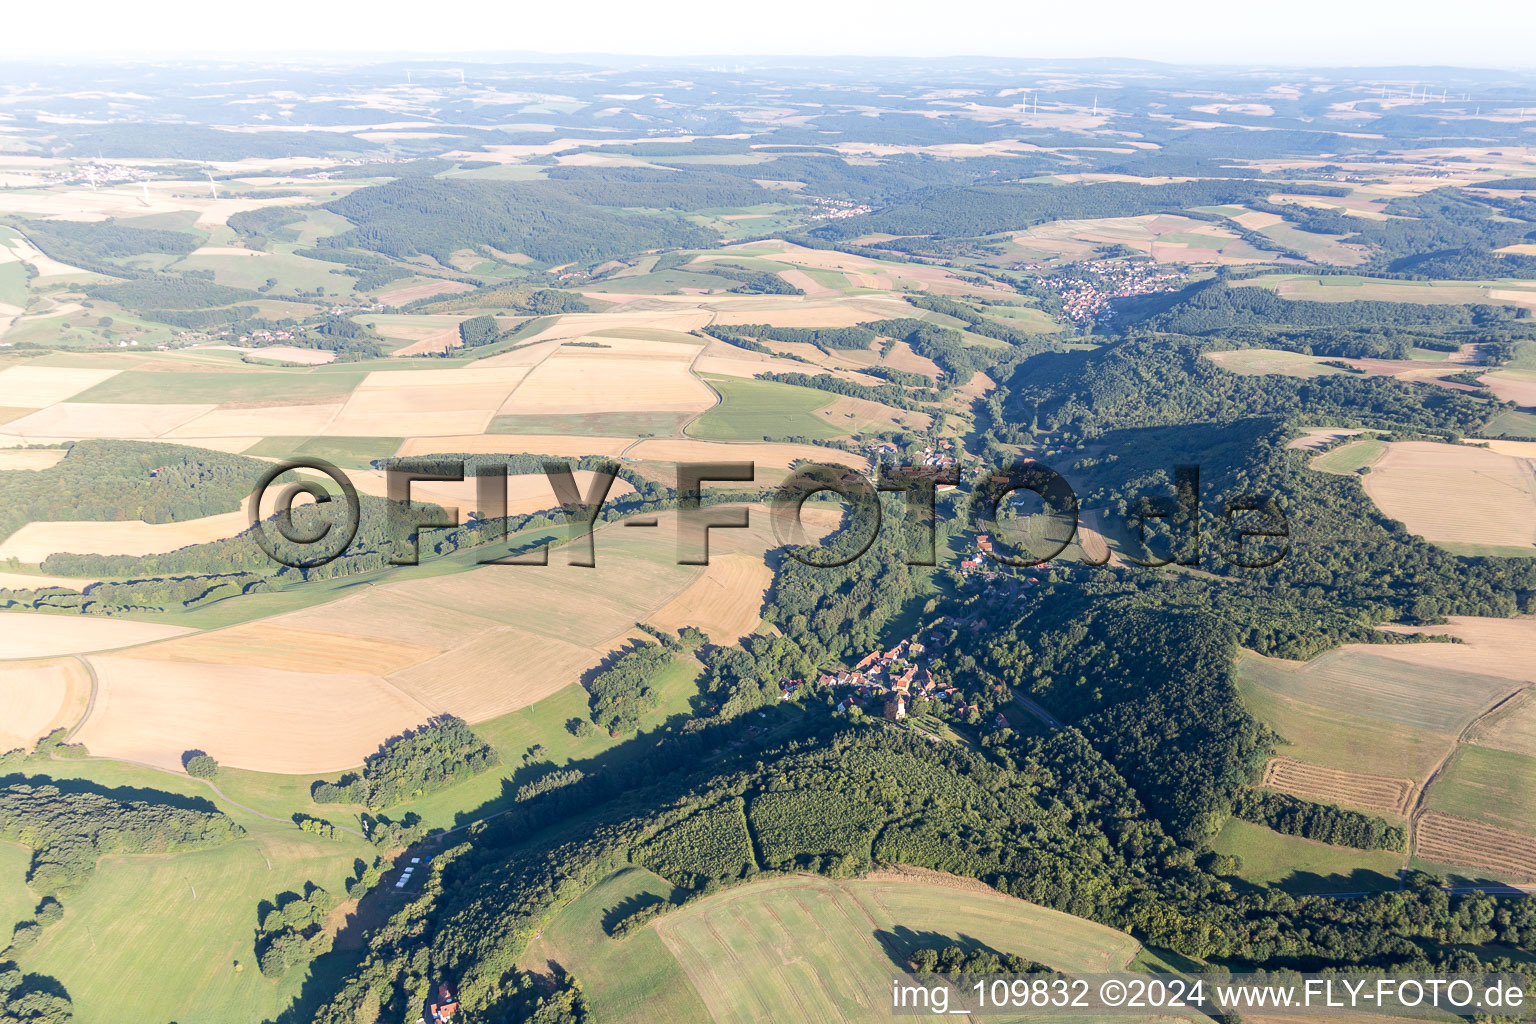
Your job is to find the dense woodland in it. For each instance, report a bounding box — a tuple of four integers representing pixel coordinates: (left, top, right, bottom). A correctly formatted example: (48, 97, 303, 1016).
(312, 716, 499, 809)
(322, 179, 719, 264)
(0, 779, 242, 897)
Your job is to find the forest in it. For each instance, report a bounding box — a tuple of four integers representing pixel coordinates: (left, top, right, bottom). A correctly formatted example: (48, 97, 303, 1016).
(321, 179, 720, 265)
(0, 779, 243, 897)
(312, 716, 499, 809)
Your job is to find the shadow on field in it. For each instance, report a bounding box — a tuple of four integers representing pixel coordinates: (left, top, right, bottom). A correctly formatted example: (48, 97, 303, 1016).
(874, 926, 1007, 971)
(0, 771, 223, 815)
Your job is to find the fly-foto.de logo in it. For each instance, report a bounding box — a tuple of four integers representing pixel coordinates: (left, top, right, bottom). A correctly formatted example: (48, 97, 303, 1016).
(246, 458, 1288, 570)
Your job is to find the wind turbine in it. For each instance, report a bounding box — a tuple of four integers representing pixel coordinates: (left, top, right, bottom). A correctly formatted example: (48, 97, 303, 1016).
(206, 172, 218, 200)
(1092, 95, 1098, 116)
(140, 181, 151, 207)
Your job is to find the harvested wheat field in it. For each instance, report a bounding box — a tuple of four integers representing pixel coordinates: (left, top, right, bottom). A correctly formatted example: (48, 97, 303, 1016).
(0, 657, 90, 753)
(645, 553, 772, 643)
(1238, 647, 1519, 735)
(326, 366, 531, 436)
(237, 346, 336, 365)
(0, 365, 120, 407)
(813, 394, 931, 434)
(396, 433, 632, 458)
(517, 310, 714, 346)
(1480, 371, 1536, 407)
(498, 345, 712, 415)
(1073, 509, 1116, 565)
(266, 590, 506, 650)
(761, 241, 1011, 297)
(375, 278, 475, 305)
(1415, 811, 1536, 881)
(0, 447, 66, 470)
(400, 533, 698, 648)
(880, 339, 944, 377)
(1375, 617, 1536, 685)
(1287, 428, 1365, 451)
(708, 294, 915, 329)
(1263, 756, 1412, 816)
(166, 402, 343, 438)
(112, 623, 442, 676)
(390, 330, 462, 357)
(1467, 688, 1536, 755)
(0, 509, 250, 562)
(775, 267, 839, 297)
(386, 625, 601, 722)
(0, 570, 99, 589)
(76, 655, 433, 773)
(0, 612, 193, 658)
(1360, 441, 1536, 549)
(1472, 439, 1536, 459)
(691, 351, 814, 379)
(2, 402, 217, 439)
(623, 438, 867, 473)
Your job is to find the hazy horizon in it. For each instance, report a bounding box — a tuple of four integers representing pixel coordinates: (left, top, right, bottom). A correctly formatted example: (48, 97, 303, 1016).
(9, 0, 1535, 69)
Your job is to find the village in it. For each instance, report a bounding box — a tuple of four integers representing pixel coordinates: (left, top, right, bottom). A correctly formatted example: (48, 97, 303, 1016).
(1045, 257, 1188, 326)
(777, 620, 1014, 736)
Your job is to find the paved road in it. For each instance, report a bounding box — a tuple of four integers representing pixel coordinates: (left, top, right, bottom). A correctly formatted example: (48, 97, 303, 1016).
(1012, 692, 1064, 730)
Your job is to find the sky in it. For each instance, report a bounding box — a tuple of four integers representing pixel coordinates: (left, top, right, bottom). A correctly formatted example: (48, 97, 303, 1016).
(10, 0, 1535, 68)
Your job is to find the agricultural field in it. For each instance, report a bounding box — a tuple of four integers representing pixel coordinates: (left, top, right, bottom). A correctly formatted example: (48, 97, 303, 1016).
(54, 508, 830, 773)
(1204, 348, 1341, 377)
(525, 869, 1148, 1024)
(1233, 274, 1536, 312)
(0, 656, 91, 753)
(1237, 625, 1536, 883)
(0, 508, 250, 561)
(1210, 819, 1404, 893)
(690, 375, 840, 440)
(1236, 647, 1518, 737)
(1310, 437, 1388, 474)
(0, 611, 194, 659)
(9, 799, 367, 1024)
(1356, 441, 1536, 554)
(1012, 213, 1279, 264)
(1481, 368, 1536, 407)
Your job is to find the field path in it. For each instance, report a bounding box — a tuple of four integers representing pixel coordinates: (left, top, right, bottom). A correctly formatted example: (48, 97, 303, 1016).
(63, 653, 98, 742)
(670, 311, 723, 445)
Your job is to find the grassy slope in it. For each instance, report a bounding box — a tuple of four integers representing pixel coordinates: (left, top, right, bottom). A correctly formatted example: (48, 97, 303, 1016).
(528, 870, 1145, 1024)
(0, 841, 37, 931)
(0, 262, 28, 307)
(652, 874, 1143, 1024)
(15, 829, 361, 1024)
(2, 761, 370, 1024)
(382, 657, 705, 831)
(1211, 819, 1402, 894)
(521, 867, 710, 1023)
(1310, 438, 1389, 475)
